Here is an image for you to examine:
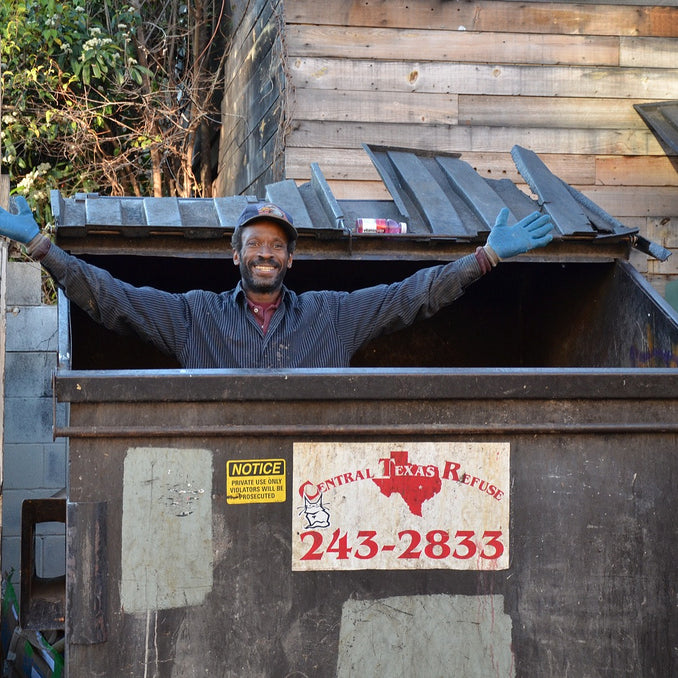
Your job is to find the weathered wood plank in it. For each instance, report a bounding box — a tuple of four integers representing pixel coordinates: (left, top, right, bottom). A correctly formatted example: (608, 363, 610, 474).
(458, 95, 653, 130)
(222, 44, 283, 156)
(595, 155, 678, 187)
(494, 0, 676, 4)
(293, 88, 458, 124)
(285, 148, 597, 185)
(224, 0, 278, 87)
(219, 0, 287, 195)
(221, 3, 280, 160)
(567, 186, 678, 219)
(319, 181, 678, 215)
(289, 58, 678, 100)
(285, 147, 382, 181)
(286, 25, 620, 66)
(223, 7, 280, 109)
(287, 121, 664, 156)
(620, 37, 678, 69)
(285, 0, 678, 38)
(325, 179, 392, 201)
(220, 93, 284, 196)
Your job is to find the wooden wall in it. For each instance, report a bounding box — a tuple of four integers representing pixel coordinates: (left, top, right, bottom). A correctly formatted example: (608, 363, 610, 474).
(216, 0, 287, 199)
(218, 1, 678, 293)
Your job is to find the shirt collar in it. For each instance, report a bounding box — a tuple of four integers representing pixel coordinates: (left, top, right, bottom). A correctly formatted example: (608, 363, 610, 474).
(233, 281, 291, 305)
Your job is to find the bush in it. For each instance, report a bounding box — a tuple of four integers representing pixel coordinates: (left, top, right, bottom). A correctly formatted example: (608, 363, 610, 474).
(1, 0, 228, 229)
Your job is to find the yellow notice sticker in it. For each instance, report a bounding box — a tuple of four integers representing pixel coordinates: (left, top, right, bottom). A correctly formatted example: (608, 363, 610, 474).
(227, 458, 286, 504)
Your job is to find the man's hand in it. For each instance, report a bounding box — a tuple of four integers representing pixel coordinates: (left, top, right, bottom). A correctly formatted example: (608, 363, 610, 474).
(0, 196, 40, 244)
(484, 208, 553, 263)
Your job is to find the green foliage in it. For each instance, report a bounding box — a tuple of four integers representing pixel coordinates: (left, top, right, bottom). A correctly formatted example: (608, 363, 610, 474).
(1, 0, 228, 229)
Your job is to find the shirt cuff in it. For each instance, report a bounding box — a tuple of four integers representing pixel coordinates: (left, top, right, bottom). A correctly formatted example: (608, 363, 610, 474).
(481, 244, 500, 267)
(475, 246, 495, 274)
(26, 234, 52, 261)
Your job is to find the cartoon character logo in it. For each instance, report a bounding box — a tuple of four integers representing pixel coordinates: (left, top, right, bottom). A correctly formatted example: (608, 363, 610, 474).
(298, 482, 330, 528)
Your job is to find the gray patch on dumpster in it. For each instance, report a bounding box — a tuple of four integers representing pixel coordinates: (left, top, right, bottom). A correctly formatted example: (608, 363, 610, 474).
(120, 447, 213, 612)
(336, 594, 514, 678)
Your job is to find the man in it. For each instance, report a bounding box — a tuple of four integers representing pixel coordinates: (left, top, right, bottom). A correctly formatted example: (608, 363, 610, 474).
(0, 197, 553, 368)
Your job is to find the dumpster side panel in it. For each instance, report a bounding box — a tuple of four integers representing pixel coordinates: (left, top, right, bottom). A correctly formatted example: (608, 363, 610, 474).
(64, 391, 678, 677)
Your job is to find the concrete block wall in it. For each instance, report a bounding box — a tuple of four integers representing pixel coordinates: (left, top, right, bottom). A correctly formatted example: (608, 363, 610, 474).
(3, 261, 67, 584)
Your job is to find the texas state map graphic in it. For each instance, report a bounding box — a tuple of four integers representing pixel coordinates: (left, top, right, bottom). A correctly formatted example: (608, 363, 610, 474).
(372, 450, 442, 516)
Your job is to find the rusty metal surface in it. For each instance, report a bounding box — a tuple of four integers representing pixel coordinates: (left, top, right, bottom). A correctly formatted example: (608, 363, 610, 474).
(66, 502, 108, 645)
(54, 368, 678, 404)
(61, 396, 678, 677)
(20, 499, 66, 631)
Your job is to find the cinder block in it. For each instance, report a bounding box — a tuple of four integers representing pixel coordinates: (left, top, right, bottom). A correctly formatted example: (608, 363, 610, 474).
(44, 442, 67, 488)
(36, 534, 66, 580)
(4, 352, 56, 398)
(3, 397, 54, 444)
(5, 306, 58, 352)
(3, 444, 44, 489)
(7, 262, 42, 306)
(2, 489, 55, 537)
(1, 536, 21, 580)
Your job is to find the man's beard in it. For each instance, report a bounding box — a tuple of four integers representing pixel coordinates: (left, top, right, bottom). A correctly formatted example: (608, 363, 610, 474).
(239, 258, 287, 295)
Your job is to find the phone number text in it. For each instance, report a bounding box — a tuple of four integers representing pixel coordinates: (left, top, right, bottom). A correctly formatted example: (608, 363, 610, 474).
(298, 529, 504, 562)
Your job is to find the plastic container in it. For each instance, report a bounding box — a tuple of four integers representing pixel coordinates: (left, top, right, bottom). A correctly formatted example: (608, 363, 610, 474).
(354, 218, 407, 234)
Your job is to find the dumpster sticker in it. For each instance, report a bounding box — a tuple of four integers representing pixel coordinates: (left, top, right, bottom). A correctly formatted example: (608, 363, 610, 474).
(227, 458, 286, 504)
(292, 442, 509, 571)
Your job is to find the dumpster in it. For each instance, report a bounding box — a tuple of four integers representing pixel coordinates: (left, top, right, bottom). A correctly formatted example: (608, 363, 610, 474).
(49, 147, 678, 677)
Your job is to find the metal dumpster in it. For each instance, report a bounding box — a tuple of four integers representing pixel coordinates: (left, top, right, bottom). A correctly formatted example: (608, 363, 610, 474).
(50, 148, 678, 677)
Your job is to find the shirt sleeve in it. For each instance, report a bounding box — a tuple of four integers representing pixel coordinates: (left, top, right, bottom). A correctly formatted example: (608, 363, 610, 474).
(41, 244, 191, 359)
(333, 253, 484, 352)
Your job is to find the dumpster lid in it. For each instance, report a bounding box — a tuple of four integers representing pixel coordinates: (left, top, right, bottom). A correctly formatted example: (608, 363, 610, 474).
(51, 144, 668, 262)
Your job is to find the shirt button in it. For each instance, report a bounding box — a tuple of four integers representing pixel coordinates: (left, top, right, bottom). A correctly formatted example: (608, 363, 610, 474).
(253, 308, 259, 314)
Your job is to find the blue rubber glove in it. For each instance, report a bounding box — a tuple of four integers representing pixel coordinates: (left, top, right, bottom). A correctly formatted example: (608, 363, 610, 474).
(485, 208, 553, 261)
(0, 196, 40, 244)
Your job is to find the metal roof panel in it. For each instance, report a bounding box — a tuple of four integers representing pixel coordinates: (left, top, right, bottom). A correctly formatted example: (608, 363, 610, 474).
(52, 143, 666, 260)
(635, 100, 678, 154)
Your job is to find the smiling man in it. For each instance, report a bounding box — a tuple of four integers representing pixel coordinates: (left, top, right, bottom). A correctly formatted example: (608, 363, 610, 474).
(0, 198, 553, 368)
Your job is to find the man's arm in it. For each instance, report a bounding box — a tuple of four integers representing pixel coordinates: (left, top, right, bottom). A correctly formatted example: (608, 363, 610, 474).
(334, 253, 485, 351)
(0, 197, 190, 359)
(335, 209, 554, 352)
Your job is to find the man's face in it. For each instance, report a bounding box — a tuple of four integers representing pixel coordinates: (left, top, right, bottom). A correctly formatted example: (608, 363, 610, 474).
(233, 221, 293, 297)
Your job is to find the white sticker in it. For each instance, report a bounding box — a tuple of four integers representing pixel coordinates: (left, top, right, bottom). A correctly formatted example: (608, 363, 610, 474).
(120, 447, 213, 611)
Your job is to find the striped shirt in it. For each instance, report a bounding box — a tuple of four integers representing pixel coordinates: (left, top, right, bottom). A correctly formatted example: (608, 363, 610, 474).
(41, 245, 485, 369)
